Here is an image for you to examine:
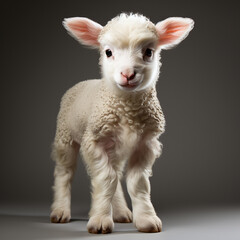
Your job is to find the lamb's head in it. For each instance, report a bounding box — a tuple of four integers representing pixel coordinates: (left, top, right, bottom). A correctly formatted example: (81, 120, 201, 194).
(63, 13, 194, 93)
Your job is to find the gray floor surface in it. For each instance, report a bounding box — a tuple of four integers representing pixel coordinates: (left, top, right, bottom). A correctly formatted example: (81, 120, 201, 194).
(0, 205, 240, 240)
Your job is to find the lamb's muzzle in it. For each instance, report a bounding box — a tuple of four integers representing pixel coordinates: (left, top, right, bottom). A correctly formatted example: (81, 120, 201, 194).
(50, 13, 194, 234)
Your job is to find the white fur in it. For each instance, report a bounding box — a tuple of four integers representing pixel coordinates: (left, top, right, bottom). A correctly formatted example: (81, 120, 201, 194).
(51, 13, 194, 234)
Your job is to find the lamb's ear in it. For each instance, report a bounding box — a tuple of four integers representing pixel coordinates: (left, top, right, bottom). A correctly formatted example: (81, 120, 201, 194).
(63, 17, 103, 48)
(156, 17, 194, 50)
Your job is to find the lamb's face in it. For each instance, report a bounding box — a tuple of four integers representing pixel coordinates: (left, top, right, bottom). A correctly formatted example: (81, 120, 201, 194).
(99, 16, 160, 92)
(63, 13, 194, 93)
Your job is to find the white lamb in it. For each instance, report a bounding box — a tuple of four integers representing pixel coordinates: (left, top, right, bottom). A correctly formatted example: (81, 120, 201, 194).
(50, 13, 194, 234)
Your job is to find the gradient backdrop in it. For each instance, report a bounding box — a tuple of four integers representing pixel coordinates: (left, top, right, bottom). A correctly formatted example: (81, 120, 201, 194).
(1, 0, 240, 215)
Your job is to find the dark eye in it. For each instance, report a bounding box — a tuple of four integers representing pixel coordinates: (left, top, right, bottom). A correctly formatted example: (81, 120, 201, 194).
(144, 48, 153, 58)
(105, 49, 112, 58)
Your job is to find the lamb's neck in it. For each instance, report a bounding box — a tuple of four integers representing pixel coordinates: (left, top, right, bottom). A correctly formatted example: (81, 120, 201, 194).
(100, 80, 157, 107)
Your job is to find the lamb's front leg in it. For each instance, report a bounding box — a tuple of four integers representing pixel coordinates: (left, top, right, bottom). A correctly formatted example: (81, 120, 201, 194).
(81, 139, 118, 234)
(112, 179, 132, 223)
(87, 172, 117, 234)
(126, 138, 162, 233)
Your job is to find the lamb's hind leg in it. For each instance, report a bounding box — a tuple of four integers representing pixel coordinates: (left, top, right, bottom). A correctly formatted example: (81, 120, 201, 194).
(50, 140, 79, 223)
(112, 180, 132, 223)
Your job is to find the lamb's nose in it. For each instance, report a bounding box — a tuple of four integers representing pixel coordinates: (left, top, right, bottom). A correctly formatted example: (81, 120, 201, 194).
(121, 71, 136, 81)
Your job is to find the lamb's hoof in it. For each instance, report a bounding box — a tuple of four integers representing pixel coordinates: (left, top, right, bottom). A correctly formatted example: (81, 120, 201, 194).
(135, 215, 162, 233)
(87, 216, 114, 234)
(113, 207, 132, 223)
(50, 208, 71, 223)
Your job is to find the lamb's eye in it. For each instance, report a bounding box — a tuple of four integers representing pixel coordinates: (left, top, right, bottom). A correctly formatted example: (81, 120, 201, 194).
(105, 49, 112, 58)
(145, 48, 153, 58)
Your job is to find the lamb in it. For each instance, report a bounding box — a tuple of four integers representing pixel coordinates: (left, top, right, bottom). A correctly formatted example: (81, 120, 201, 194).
(50, 13, 194, 234)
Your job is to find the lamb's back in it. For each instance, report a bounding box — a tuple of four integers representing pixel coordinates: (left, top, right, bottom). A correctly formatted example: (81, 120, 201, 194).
(55, 79, 102, 144)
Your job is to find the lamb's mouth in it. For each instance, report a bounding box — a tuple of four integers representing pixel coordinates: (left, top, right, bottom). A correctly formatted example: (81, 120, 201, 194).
(120, 83, 138, 88)
(118, 83, 139, 90)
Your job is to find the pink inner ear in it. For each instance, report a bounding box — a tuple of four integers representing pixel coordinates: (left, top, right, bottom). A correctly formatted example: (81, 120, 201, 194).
(65, 18, 103, 47)
(157, 18, 193, 47)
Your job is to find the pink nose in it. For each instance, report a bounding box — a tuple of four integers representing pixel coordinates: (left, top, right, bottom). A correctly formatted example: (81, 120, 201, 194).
(121, 71, 136, 81)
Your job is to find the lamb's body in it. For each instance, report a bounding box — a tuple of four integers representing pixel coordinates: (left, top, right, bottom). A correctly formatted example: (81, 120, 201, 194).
(56, 79, 165, 146)
(50, 13, 194, 234)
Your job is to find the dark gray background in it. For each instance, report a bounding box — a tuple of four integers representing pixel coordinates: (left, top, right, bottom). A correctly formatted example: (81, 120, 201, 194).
(1, 0, 240, 216)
